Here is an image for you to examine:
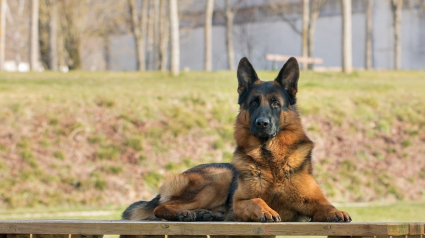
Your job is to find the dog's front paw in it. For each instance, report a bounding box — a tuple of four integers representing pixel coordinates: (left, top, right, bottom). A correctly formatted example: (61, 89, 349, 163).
(257, 209, 281, 222)
(326, 209, 351, 222)
(314, 208, 351, 222)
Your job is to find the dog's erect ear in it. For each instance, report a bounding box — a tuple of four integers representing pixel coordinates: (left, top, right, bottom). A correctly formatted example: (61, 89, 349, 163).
(275, 57, 299, 105)
(237, 57, 259, 94)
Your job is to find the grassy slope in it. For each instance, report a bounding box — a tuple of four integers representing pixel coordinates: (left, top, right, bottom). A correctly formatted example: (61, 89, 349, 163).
(0, 71, 424, 210)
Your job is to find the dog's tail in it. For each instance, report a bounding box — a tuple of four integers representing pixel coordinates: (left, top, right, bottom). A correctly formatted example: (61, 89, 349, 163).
(121, 195, 161, 221)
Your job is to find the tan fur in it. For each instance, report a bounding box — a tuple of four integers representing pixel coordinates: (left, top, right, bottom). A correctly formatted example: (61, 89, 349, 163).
(159, 174, 190, 204)
(127, 207, 157, 221)
(153, 166, 234, 221)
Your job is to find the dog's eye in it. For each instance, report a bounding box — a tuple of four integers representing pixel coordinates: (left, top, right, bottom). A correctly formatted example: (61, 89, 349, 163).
(251, 101, 257, 106)
(271, 101, 280, 107)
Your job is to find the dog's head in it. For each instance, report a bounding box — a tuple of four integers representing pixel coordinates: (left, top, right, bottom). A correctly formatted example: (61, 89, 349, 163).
(236, 57, 300, 139)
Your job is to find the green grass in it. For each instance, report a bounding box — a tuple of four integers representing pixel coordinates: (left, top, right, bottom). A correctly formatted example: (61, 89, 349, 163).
(0, 70, 424, 210)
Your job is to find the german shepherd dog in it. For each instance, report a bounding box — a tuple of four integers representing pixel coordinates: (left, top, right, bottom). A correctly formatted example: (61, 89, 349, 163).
(122, 57, 351, 223)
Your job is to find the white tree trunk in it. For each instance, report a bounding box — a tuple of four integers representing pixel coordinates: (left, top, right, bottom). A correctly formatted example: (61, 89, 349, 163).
(341, 0, 352, 73)
(391, 0, 402, 70)
(147, 0, 154, 70)
(0, 0, 7, 71)
(169, 0, 180, 76)
(308, 3, 318, 70)
(49, 0, 58, 71)
(307, 0, 327, 70)
(365, 0, 373, 70)
(225, 0, 235, 71)
(302, 0, 309, 70)
(204, 0, 214, 71)
(153, 0, 160, 70)
(140, 0, 148, 71)
(128, 0, 147, 71)
(30, 0, 39, 71)
(159, 0, 169, 72)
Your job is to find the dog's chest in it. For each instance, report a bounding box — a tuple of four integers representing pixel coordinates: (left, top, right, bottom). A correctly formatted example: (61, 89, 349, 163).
(248, 162, 290, 193)
(260, 145, 296, 180)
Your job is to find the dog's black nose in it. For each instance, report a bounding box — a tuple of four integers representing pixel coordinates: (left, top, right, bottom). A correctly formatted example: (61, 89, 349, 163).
(255, 118, 270, 128)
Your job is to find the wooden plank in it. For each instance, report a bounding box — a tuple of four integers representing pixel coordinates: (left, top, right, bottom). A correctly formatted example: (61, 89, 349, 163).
(392, 236, 407, 238)
(0, 220, 411, 236)
(168, 236, 206, 238)
(34, 235, 69, 238)
(7, 235, 31, 238)
(350, 236, 375, 238)
(210, 236, 275, 238)
(120, 236, 163, 238)
(409, 223, 425, 235)
(388, 225, 410, 236)
(70, 235, 103, 238)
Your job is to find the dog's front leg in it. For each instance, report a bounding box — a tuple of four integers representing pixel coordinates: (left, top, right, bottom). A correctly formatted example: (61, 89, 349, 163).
(233, 197, 281, 222)
(291, 174, 351, 222)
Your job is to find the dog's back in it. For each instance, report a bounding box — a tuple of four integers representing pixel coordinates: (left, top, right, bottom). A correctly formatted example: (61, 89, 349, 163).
(121, 163, 237, 221)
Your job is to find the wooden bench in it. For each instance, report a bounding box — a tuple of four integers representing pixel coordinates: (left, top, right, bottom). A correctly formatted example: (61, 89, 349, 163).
(265, 54, 324, 70)
(0, 220, 424, 238)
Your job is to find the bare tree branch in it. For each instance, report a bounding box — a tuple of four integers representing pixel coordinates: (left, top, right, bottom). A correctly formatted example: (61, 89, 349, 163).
(232, 0, 244, 13)
(267, 0, 302, 35)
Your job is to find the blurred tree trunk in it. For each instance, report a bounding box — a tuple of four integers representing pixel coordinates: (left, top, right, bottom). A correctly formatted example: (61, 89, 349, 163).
(49, 0, 58, 70)
(153, 0, 160, 70)
(60, 0, 83, 70)
(140, 0, 148, 70)
(30, 0, 40, 71)
(0, 0, 6, 71)
(169, 0, 179, 76)
(222, 0, 242, 70)
(147, 0, 155, 70)
(128, 0, 147, 71)
(341, 0, 352, 73)
(302, 0, 309, 70)
(159, 0, 169, 72)
(224, 0, 235, 71)
(12, 0, 26, 65)
(103, 36, 111, 70)
(204, 0, 214, 71)
(391, 0, 402, 70)
(38, 0, 49, 69)
(365, 0, 373, 70)
(307, 0, 326, 70)
(159, 0, 170, 71)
